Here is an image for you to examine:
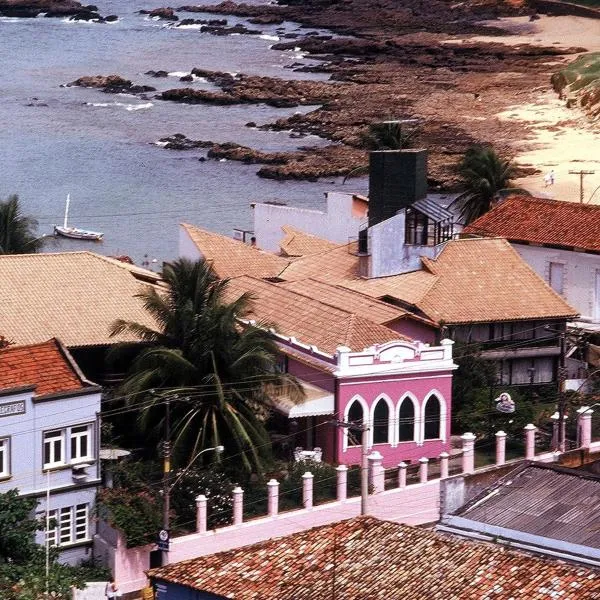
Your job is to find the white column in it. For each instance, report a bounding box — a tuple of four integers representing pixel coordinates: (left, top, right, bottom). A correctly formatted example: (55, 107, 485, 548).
(495, 430, 507, 465)
(267, 479, 279, 517)
(302, 472, 314, 509)
(439, 452, 449, 479)
(461, 432, 476, 474)
(368, 451, 385, 494)
(232, 486, 244, 526)
(398, 462, 407, 489)
(419, 457, 429, 483)
(524, 424, 537, 460)
(578, 406, 593, 448)
(336, 465, 348, 502)
(195, 494, 207, 533)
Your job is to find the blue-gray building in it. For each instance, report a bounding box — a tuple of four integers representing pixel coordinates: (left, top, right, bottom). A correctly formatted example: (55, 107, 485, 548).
(0, 338, 102, 565)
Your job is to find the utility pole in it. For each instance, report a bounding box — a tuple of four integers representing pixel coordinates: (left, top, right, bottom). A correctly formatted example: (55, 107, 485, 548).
(569, 169, 595, 203)
(557, 333, 568, 452)
(332, 420, 370, 516)
(162, 397, 171, 566)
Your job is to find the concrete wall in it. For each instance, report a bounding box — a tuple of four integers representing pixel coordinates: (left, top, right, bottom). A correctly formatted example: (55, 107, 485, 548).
(253, 192, 365, 252)
(179, 226, 203, 262)
(512, 243, 600, 322)
(389, 318, 437, 345)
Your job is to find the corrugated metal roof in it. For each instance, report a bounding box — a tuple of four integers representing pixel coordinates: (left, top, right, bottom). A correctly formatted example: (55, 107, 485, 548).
(412, 197, 454, 222)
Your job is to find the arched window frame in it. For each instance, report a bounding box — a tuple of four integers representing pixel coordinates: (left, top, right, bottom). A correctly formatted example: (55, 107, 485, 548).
(396, 393, 419, 445)
(421, 390, 447, 442)
(342, 395, 369, 452)
(370, 394, 394, 447)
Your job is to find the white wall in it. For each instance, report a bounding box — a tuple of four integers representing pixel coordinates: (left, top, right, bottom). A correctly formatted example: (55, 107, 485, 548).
(178, 226, 203, 262)
(512, 243, 600, 321)
(253, 191, 365, 252)
(368, 212, 440, 277)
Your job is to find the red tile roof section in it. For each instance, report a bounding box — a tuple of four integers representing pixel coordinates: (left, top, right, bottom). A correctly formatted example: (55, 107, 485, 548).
(464, 195, 600, 252)
(148, 516, 600, 599)
(0, 339, 86, 396)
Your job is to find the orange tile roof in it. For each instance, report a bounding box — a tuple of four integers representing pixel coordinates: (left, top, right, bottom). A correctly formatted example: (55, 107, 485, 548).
(148, 516, 600, 599)
(414, 238, 578, 324)
(224, 276, 405, 354)
(278, 242, 360, 282)
(282, 278, 410, 325)
(0, 252, 160, 347)
(181, 223, 290, 279)
(0, 339, 87, 396)
(464, 196, 600, 252)
(279, 225, 340, 257)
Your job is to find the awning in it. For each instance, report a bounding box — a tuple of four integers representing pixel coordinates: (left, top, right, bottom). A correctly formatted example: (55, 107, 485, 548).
(273, 380, 335, 418)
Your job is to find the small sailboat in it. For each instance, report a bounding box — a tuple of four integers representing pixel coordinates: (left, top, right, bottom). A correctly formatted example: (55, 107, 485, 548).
(54, 194, 103, 241)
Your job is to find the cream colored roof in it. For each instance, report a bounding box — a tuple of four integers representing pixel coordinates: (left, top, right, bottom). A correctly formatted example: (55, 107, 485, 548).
(0, 252, 160, 347)
(224, 276, 405, 354)
(181, 223, 289, 279)
(279, 225, 340, 257)
(278, 242, 360, 282)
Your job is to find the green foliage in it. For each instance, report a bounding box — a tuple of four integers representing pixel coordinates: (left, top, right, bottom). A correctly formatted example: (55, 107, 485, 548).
(0, 194, 46, 254)
(0, 490, 87, 599)
(457, 146, 516, 224)
(110, 258, 304, 472)
(96, 487, 162, 548)
(171, 467, 234, 531)
(360, 120, 420, 151)
(552, 52, 600, 94)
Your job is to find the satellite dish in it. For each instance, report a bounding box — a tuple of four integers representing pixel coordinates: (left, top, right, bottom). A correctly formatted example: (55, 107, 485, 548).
(495, 392, 515, 414)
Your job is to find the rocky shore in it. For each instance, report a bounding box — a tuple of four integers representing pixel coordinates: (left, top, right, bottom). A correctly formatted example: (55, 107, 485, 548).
(0, 0, 114, 20)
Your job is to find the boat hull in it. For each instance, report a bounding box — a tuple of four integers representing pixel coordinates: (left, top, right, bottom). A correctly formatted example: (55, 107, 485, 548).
(54, 226, 103, 241)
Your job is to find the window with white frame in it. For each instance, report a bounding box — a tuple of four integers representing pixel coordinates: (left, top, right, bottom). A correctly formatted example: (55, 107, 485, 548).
(424, 395, 441, 440)
(398, 399, 415, 442)
(347, 400, 364, 447)
(43, 430, 65, 468)
(372, 399, 390, 444)
(0, 438, 10, 478)
(46, 504, 90, 547)
(70, 425, 92, 462)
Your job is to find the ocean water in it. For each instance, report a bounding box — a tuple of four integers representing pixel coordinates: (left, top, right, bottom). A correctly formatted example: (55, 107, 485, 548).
(0, 0, 368, 262)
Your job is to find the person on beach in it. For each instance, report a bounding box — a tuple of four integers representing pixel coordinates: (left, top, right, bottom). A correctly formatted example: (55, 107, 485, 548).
(544, 170, 555, 187)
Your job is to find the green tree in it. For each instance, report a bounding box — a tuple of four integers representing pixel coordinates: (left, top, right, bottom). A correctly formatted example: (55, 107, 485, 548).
(110, 258, 303, 472)
(0, 489, 86, 599)
(0, 195, 46, 254)
(457, 146, 516, 224)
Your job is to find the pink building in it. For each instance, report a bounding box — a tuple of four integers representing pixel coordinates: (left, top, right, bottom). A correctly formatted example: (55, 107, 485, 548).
(223, 276, 456, 468)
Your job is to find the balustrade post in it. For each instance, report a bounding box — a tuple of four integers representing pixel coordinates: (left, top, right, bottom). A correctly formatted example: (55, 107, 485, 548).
(577, 407, 593, 448)
(302, 472, 314, 509)
(495, 430, 507, 466)
(439, 452, 449, 479)
(524, 424, 537, 460)
(195, 494, 207, 533)
(368, 451, 385, 494)
(232, 486, 244, 526)
(336, 465, 348, 502)
(461, 432, 476, 474)
(419, 457, 429, 483)
(398, 462, 407, 489)
(267, 479, 279, 517)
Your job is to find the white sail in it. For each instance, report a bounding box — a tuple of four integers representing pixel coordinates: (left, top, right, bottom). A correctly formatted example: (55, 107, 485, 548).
(63, 193, 70, 229)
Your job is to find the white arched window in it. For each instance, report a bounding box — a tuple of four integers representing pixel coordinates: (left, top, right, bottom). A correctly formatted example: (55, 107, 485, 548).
(423, 393, 445, 441)
(397, 396, 417, 443)
(344, 397, 367, 449)
(372, 397, 391, 445)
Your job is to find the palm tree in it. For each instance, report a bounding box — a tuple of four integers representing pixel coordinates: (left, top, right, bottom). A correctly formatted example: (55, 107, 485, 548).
(456, 146, 516, 225)
(0, 195, 46, 254)
(110, 258, 303, 472)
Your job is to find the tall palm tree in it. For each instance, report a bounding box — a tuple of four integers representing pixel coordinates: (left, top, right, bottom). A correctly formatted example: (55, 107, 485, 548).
(0, 194, 46, 254)
(457, 146, 516, 225)
(110, 258, 302, 472)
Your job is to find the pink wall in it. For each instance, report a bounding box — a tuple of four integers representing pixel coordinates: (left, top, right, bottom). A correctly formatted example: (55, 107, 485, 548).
(287, 358, 335, 393)
(336, 371, 453, 467)
(390, 317, 438, 345)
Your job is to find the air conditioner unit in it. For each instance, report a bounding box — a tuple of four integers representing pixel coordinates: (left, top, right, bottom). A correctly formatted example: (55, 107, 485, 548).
(232, 229, 244, 241)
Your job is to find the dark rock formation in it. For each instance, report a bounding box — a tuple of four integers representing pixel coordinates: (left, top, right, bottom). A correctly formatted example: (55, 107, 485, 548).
(139, 6, 178, 19)
(0, 0, 107, 18)
(65, 75, 156, 94)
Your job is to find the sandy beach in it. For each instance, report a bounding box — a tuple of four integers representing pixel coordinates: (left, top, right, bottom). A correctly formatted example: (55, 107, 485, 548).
(475, 15, 600, 204)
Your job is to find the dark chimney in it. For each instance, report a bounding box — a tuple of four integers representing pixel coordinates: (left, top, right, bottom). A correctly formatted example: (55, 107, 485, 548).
(368, 149, 428, 227)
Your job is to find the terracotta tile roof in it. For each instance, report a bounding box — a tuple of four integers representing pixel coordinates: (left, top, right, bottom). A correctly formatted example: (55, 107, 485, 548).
(181, 223, 290, 279)
(279, 225, 340, 257)
(464, 196, 600, 253)
(148, 516, 600, 599)
(0, 252, 160, 347)
(282, 278, 410, 325)
(414, 238, 578, 324)
(223, 276, 405, 354)
(0, 339, 87, 396)
(278, 242, 359, 282)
